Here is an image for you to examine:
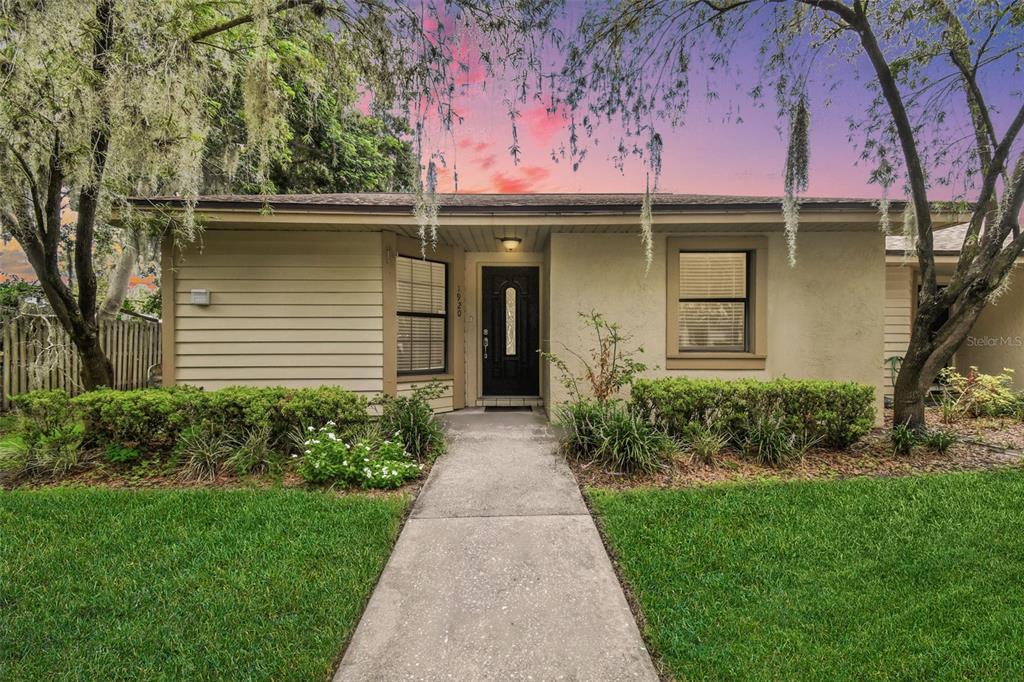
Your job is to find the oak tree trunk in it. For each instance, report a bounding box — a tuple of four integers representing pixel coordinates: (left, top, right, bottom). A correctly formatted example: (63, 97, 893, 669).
(892, 288, 990, 430)
(77, 331, 115, 390)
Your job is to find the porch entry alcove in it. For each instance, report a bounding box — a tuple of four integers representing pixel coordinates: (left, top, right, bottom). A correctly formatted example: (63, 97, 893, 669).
(481, 266, 540, 396)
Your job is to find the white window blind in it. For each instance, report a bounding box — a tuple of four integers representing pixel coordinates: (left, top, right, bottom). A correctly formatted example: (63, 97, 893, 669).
(678, 252, 748, 351)
(397, 256, 447, 373)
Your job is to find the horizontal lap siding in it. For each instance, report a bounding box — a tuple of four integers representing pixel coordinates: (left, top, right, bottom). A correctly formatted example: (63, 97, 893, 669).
(884, 264, 913, 396)
(398, 379, 454, 413)
(173, 230, 384, 395)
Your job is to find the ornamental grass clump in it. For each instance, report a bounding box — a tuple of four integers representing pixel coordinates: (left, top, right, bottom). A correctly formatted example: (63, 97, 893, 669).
(297, 424, 421, 489)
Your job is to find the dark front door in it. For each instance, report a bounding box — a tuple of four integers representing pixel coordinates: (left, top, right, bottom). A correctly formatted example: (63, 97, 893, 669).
(482, 266, 540, 396)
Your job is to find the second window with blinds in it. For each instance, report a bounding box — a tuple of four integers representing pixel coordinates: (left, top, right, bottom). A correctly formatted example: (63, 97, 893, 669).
(677, 251, 750, 351)
(665, 236, 767, 369)
(397, 256, 447, 375)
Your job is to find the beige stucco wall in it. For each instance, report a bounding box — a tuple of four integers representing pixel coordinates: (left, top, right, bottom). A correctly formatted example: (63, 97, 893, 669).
(547, 230, 886, 418)
(166, 228, 384, 395)
(957, 264, 1024, 382)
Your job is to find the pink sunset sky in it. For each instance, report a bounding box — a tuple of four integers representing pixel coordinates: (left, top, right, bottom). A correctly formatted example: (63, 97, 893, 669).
(415, 3, 1016, 200)
(3, 7, 1017, 282)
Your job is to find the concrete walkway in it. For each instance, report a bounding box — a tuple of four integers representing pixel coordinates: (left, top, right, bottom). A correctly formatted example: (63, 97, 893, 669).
(334, 408, 658, 681)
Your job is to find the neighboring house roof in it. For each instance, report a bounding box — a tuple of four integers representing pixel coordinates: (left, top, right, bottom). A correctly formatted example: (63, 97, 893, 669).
(886, 223, 1022, 258)
(132, 192, 896, 215)
(886, 223, 969, 255)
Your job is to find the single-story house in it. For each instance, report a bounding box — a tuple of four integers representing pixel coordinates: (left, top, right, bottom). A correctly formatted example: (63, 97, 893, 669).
(146, 193, 968, 419)
(885, 224, 1024, 397)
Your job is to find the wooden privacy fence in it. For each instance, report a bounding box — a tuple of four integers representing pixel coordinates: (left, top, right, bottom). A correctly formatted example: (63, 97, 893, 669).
(2, 315, 161, 409)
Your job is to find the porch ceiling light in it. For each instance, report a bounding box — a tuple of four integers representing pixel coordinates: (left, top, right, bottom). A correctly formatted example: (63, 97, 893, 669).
(498, 236, 522, 251)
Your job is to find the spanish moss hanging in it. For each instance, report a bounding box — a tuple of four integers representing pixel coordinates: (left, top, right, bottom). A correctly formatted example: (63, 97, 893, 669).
(640, 175, 654, 271)
(640, 132, 663, 272)
(901, 196, 918, 261)
(782, 95, 810, 267)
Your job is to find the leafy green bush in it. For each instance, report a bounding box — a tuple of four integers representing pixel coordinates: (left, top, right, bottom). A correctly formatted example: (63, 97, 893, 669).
(0, 276, 41, 308)
(557, 399, 674, 473)
(73, 386, 205, 449)
(4, 391, 89, 478)
(374, 383, 446, 462)
(71, 385, 369, 452)
(104, 444, 142, 464)
(938, 366, 1018, 420)
(10, 390, 76, 446)
(278, 386, 370, 436)
(0, 425, 87, 479)
(632, 377, 875, 450)
(297, 425, 421, 488)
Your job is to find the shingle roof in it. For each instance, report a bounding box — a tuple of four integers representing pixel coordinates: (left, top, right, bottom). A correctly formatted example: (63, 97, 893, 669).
(131, 192, 893, 214)
(886, 224, 969, 254)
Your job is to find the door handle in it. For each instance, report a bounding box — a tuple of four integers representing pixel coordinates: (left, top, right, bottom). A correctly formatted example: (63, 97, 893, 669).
(483, 334, 488, 359)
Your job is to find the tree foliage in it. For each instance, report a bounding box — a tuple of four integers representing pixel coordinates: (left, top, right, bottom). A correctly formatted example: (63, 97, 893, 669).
(0, 0, 556, 388)
(554, 0, 1024, 428)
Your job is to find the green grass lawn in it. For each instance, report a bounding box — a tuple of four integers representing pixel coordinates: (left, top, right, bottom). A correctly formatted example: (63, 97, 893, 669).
(0, 488, 407, 681)
(589, 470, 1024, 681)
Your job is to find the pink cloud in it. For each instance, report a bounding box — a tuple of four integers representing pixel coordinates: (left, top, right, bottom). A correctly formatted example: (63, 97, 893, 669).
(521, 103, 567, 146)
(490, 165, 551, 193)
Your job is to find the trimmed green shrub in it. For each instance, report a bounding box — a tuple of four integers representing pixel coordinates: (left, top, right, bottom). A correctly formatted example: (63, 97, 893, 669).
(71, 385, 369, 452)
(632, 377, 875, 449)
(73, 386, 205, 449)
(279, 386, 370, 434)
(5, 391, 89, 478)
(10, 390, 76, 446)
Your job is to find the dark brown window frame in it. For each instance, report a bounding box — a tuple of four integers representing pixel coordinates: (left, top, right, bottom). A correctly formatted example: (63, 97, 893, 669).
(677, 250, 752, 353)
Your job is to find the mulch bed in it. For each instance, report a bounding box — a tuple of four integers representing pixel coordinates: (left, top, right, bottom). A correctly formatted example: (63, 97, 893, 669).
(571, 408, 1024, 490)
(1, 457, 434, 497)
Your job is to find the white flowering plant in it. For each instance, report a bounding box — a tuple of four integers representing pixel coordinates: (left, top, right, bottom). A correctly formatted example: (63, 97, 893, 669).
(295, 424, 422, 489)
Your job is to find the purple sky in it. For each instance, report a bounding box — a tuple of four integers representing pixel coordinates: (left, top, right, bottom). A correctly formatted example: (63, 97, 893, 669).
(424, 5, 1018, 200)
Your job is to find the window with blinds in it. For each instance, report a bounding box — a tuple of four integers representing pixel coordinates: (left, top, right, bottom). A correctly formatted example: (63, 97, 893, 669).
(677, 251, 749, 351)
(397, 256, 447, 374)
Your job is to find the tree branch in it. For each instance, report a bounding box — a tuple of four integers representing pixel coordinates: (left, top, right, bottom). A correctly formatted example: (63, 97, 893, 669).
(75, 0, 116, 326)
(8, 146, 45, 239)
(189, 0, 320, 42)
(936, 1, 999, 160)
(42, 133, 64, 275)
(846, 3, 936, 291)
